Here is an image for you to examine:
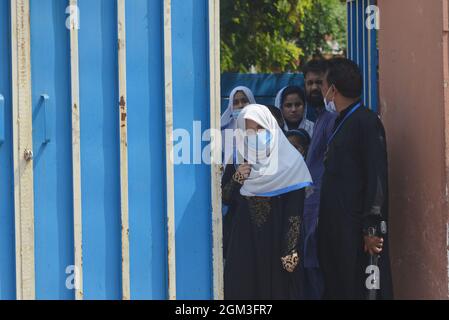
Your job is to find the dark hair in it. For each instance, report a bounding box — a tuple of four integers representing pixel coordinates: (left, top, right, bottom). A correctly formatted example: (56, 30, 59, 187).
(281, 86, 305, 107)
(303, 59, 328, 78)
(266, 105, 285, 129)
(325, 58, 363, 98)
(286, 129, 311, 147)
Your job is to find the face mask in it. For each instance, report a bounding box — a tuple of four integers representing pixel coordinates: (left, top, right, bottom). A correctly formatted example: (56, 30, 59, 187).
(246, 130, 271, 152)
(326, 101, 337, 113)
(323, 85, 337, 113)
(232, 109, 242, 120)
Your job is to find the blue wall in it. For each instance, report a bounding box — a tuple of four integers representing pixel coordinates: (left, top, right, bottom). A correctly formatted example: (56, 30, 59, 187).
(0, 0, 216, 300)
(30, 0, 75, 300)
(221, 73, 305, 112)
(172, 0, 212, 299)
(126, 0, 167, 299)
(78, 0, 122, 299)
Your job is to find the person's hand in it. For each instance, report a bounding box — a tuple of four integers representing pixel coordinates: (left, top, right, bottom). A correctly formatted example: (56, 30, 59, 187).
(237, 163, 251, 178)
(233, 163, 251, 184)
(281, 250, 299, 273)
(364, 235, 384, 255)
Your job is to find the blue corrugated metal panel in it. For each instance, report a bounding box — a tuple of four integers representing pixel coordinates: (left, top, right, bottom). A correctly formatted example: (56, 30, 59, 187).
(78, 0, 122, 300)
(0, 0, 16, 300)
(30, 0, 75, 300)
(357, 0, 366, 103)
(2, 0, 218, 300)
(347, 0, 378, 112)
(125, 0, 167, 300)
(172, 0, 213, 299)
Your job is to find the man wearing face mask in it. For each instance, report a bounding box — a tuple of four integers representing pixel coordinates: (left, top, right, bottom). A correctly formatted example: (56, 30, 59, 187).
(317, 58, 393, 300)
(300, 59, 338, 300)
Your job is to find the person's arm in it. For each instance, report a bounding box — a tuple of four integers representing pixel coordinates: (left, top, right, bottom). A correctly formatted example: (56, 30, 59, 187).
(360, 115, 389, 255)
(280, 188, 304, 272)
(222, 163, 251, 205)
(324, 112, 338, 140)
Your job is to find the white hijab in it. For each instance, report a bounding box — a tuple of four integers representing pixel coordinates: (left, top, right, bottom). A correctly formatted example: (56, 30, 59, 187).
(235, 104, 312, 197)
(221, 86, 256, 165)
(275, 86, 314, 137)
(221, 86, 256, 130)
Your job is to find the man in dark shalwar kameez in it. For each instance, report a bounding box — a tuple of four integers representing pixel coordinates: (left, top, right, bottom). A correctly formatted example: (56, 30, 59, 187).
(317, 58, 393, 300)
(301, 59, 338, 300)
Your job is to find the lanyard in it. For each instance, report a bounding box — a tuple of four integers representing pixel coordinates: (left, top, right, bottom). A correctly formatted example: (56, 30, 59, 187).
(327, 102, 362, 145)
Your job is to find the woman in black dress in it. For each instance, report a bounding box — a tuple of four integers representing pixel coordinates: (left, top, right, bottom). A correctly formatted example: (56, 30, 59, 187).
(223, 104, 312, 300)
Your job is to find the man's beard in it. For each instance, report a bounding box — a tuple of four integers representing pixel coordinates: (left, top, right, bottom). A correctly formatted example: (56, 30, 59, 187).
(307, 91, 325, 109)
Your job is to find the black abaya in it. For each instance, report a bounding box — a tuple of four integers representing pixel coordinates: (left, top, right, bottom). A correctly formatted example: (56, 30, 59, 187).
(222, 164, 304, 300)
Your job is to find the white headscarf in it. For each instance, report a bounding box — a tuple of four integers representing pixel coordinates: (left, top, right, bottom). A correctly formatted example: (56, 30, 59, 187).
(221, 86, 256, 165)
(221, 86, 256, 130)
(235, 104, 312, 197)
(275, 86, 314, 137)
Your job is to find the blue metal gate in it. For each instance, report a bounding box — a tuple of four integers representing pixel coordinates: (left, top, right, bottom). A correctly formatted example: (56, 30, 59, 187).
(347, 0, 379, 111)
(0, 0, 376, 301)
(0, 0, 222, 300)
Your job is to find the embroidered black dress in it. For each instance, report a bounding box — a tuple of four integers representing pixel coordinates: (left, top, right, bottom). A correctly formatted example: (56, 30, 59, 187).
(222, 164, 304, 300)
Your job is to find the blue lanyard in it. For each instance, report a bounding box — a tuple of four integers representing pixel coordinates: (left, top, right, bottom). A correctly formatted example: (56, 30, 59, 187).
(327, 102, 362, 145)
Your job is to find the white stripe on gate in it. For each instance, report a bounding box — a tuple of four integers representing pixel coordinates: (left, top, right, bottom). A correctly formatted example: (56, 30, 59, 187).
(68, 0, 84, 300)
(11, 0, 35, 300)
(208, 0, 224, 301)
(117, 0, 131, 300)
(163, 0, 177, 300)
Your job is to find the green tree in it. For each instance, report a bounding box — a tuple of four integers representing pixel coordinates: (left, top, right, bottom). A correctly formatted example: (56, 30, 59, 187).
(221, 0, 346, 73)
(299, 0, 347, 60)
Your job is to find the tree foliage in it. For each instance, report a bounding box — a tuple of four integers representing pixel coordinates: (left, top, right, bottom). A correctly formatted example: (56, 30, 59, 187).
(221, 0, 347, 73)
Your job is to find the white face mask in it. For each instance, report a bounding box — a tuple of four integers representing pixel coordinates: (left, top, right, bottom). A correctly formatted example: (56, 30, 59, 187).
(244, 130, 272, 167)
(323, 85, 337, 113)
(232, 109, 242, 120)
(246, 130, 271, 151)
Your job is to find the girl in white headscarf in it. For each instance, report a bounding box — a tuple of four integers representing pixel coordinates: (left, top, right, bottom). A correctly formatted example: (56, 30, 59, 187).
(275, 86, 314, 137)
(221, 86, 256, 130)
(221, 86, 256, 165)
(222, 104, 312, 300)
